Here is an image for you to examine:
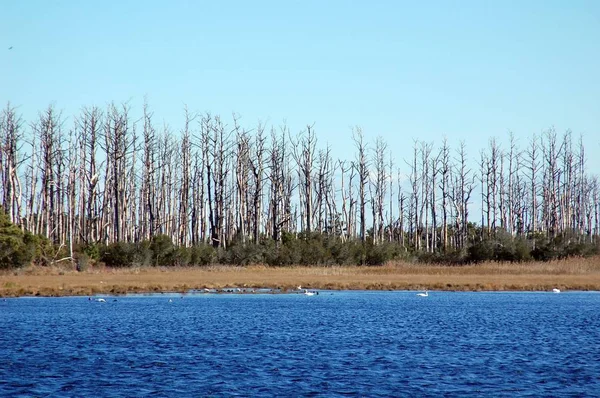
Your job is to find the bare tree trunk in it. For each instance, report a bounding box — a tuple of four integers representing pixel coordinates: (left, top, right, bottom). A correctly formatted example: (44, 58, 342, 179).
(249, 123, 266, 243)
(291, 125, 317, 233)
(451, 141, 475, 249)
(419, 142, 432, 251)
(0, 104, 25, 226)
(178, 108, 195, 246)
(526, 135, 540, 241)
(408, 141, 420, 250)
(438, 139, 451, 251)
(352, 127, 369, 241)
(33, 105, 63, 244)
(205, 116, 230, 248)
(66, 129, 78, 262)
(541, 128, 562, 238)
(140, 102, 157, 241)
(101, 103, 133, 243)
(430, 151, 439, 251)
(506, 133, 519, 235)
(397, 168, 406, 247)
(372, 137, 388, 245)
(76, 107, 102, 244)
(267, 128, 289, 243)
(388, 154, 394, 242)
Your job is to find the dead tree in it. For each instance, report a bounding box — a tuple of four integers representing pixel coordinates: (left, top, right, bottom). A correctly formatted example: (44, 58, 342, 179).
(388, 153, 394, 242)
(156, 127, 175, 238)
(352, 127, 369, 241)
(139, 102, 157, 241)
(233, 117, 250, 244)
(396, 168, 406, 246)
(0, 104, 24, 225)
(575, 135, 586, 238)
(291, 125, 317, 233)
(371, 137, 388, 245)
(249, 122, 266, 243)
(267, 127, 290, 243)
(505, 133, 519, 235)
(314, 146, 334, 234)
(437, 138, 451, 251)
(205, 116, 230, 248)
(430, 149, 440, 251)
(480, 138, 501, 237)
(541, 128, 563, 238)
(33, 105, 62, 244)
(451, 141, 475, 249)
(177, 108, 195, 246)
(525, 134, 540, 238)
(66, 126, 79, 261)
(407, 141, 420, 250)
(101, 103, 133, 243)
(419, 142, 433, 251)
(75, 106, 102, 243)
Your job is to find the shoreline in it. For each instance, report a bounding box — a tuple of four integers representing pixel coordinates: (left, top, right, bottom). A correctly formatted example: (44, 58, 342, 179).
(3, 289, 598, 299)
(2, 257, 600, 297)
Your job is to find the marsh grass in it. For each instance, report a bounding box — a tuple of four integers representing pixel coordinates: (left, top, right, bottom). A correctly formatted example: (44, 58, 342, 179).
(1, 256, 599, 297)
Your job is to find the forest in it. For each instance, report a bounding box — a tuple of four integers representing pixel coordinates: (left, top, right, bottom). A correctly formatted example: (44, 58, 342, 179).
(0, 102, 599, 269)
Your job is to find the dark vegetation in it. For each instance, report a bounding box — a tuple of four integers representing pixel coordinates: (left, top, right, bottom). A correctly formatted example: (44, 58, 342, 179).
(0, 102, 599, 270)
(0, 209, 37, 269)
(94, 231, 599, 267)
(1, 206, 597, 269)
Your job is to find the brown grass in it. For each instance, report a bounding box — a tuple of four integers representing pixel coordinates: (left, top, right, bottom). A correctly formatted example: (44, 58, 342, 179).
(1, 256, 599, 297)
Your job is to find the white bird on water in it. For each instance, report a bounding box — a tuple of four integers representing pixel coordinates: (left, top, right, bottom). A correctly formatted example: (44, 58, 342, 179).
(417, 290, 428, 297)
(304, 289, 315, 296)
(96, 298, 106, 302)
(552, 288, 561, 293)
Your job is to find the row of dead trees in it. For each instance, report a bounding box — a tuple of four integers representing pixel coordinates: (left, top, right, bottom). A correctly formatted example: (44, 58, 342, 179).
(1, 102, 599, 256)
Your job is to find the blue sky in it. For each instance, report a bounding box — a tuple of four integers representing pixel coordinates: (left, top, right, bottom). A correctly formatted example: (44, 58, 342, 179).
(1, 0, 599, 172)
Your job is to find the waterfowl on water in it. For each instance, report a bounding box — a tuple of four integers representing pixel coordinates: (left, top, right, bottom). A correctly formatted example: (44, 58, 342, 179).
(417, 290, 428, 297)
(552, 288, 561, 293)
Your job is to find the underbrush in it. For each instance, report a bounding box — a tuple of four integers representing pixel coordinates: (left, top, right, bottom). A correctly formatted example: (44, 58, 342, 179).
(1, 204, 598, 271)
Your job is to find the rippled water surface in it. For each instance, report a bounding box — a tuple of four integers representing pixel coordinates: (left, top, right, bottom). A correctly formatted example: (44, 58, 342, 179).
(2, 291, 600, 397)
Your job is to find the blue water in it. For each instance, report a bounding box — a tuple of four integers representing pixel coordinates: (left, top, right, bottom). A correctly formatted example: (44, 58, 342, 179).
(1, 291, 599, 397)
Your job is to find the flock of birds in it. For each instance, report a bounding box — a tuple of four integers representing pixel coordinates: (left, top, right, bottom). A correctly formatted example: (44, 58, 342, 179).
(414, 288, 561, 297)
(88, 286, 563, 302)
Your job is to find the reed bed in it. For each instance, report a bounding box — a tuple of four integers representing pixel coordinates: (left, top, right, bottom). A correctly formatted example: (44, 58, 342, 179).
(1, 256, 599, 297)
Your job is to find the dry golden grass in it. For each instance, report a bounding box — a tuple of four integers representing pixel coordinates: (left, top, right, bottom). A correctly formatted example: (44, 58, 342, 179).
(1, 256, 599, 297)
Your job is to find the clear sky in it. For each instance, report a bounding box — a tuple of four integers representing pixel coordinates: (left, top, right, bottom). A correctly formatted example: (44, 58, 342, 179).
(2, 0, 599, 173)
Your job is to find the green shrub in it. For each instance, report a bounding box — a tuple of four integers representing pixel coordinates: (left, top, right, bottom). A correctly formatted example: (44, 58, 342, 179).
(100, 242, 136, 267)
(364, 241, 402, 265)
(75, 252, 90, 272)
(81, 243, 101, 261)
(513, 237, 532, 262)
(173, 246, 192, 266)
(467, 239, 494, 263)
(217, 239, 268, 265)
(0, 211, 37, 269)
(149, 234, 175, 266)
(189, 243, 216, 266)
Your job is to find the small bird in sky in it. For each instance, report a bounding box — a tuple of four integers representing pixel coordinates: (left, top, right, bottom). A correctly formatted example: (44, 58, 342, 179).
(8, 46, 13, 50)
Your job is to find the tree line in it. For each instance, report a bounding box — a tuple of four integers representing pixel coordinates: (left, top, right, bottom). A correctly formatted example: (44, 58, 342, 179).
(0, 102, 598, 267)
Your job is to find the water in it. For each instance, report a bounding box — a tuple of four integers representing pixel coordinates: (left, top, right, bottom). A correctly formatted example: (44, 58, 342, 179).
(1, 291, 599, 397)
